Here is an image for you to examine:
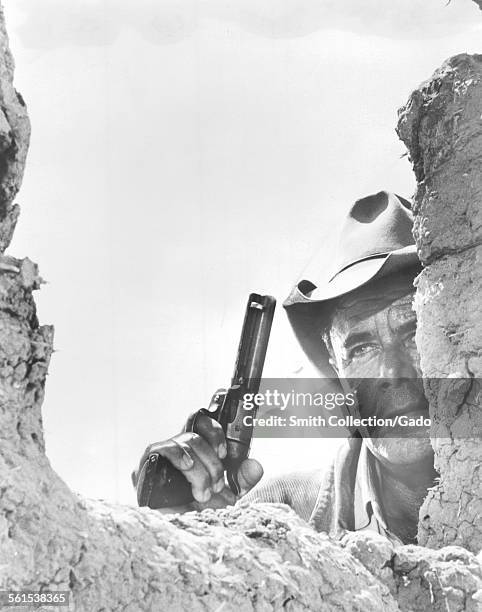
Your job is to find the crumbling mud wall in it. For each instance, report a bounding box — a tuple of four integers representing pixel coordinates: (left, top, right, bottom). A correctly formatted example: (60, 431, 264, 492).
(0, 6, 29, 252)
(0, 3, 481, 610)
(5, 256, 477, 612)
(397, 54, 482, 554)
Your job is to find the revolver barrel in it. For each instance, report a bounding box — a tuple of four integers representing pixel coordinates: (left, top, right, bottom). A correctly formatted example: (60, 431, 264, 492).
(137, 293, 275, 508)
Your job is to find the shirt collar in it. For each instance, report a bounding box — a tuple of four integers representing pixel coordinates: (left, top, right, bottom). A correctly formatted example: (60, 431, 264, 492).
(354, 442, 403, 544)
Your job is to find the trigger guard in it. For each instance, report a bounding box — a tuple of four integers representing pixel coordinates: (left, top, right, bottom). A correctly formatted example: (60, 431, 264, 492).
(184, 389, 224, 432)
(189, 388, 226, 433)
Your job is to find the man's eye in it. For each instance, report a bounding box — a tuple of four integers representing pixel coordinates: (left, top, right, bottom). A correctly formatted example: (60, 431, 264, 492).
(348, 344, 377, 359)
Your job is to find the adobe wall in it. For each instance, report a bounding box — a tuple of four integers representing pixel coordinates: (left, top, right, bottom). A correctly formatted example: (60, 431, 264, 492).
(0, 6, 481, 611)
(397, 54, 482, 554)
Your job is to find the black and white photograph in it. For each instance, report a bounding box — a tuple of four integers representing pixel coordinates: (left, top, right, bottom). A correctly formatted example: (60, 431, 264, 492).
(0, 1, 481, 610)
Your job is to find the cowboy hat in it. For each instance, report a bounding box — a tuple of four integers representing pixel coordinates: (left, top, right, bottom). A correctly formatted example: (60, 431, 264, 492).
(283, 191, 421, 377)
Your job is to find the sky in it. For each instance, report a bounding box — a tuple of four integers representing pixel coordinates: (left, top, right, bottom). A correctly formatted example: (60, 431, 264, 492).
(3, 0, 481, 504)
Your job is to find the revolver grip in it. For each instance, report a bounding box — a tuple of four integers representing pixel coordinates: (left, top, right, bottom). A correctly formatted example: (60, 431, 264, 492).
(137, 453, 193, 508)
(136, 293, 275, 509)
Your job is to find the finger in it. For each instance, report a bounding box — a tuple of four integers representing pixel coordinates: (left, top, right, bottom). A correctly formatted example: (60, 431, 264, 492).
(192, 414, 227, 459)
(158, 438, 212, 503)
(183, 410, 199, 433)
(182, 432, 225, 493)
(192, 485, 236, 511)
(237, 458, 264, 496)
(154, 438, 195, 471)
(218, 484, 236, 506)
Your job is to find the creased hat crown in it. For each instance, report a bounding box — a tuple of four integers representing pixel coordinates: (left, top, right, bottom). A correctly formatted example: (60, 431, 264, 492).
(283, 190, 420, 377)
(331, 191, 414, 280)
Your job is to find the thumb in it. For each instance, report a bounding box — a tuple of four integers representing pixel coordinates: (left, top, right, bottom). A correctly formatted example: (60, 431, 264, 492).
(237, 458, 263, 496)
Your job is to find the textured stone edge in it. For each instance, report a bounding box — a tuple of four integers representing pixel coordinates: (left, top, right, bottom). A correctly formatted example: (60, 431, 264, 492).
(0, 8, 481, 612)
(397, 53, 482, 553)
(0, 5, 30, 252)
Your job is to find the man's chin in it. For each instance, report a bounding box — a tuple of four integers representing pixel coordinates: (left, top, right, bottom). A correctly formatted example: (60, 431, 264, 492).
(367, 434, 433, 465)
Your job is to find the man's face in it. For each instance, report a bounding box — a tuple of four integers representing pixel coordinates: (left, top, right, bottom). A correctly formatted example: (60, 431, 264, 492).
(327, 272, 432, 467)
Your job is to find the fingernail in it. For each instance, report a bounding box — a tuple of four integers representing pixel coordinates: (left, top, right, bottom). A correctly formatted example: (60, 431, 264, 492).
(194, 488, 210, 503)
(181, 451, 194, 469)
(218, 443, 227, 459)
(213, 478, 224, 493)
(224, 490, 236, 505)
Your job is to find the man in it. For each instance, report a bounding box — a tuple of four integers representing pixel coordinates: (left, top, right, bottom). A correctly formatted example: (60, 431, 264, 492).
(136, 191, 438, 545)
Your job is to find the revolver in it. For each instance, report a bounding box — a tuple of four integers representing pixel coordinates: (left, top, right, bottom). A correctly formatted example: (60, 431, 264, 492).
(136, 293, 276, 508)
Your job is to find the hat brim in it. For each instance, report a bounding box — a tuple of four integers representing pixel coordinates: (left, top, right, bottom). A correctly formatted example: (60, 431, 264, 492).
(283, 245, 421, 377)
(285, 245, 419, 307)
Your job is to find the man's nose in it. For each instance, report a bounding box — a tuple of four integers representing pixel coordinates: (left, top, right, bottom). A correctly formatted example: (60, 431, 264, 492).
(378, 345, 417, 383)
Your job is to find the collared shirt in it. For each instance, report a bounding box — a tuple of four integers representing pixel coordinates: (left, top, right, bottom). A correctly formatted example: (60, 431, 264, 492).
(243, 440, 404, 544)
(353, 443, 403, 544)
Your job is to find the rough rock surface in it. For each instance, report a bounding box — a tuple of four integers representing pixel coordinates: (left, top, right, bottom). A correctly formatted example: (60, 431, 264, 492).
(0, 253, 396, 612)
(0, 4, 481, 612)
(342, 531, 482, 612)
(397, 54, 482, 554)
(0, 258, 480, 611)
(0, 6, 29, 252)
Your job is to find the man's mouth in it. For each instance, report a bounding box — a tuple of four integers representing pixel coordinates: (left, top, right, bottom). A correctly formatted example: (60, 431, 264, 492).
(375, 386, 429, 419)
(383, 405, 429, 420)
(355, 381, 430, 437)
(368, 401, 430, 437)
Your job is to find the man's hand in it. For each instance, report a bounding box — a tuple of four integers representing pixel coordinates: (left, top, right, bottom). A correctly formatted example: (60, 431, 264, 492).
(136, 413, 263, 511)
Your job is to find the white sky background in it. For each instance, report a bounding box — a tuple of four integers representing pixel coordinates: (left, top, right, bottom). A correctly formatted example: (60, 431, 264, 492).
(3, 0, 481, 504)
